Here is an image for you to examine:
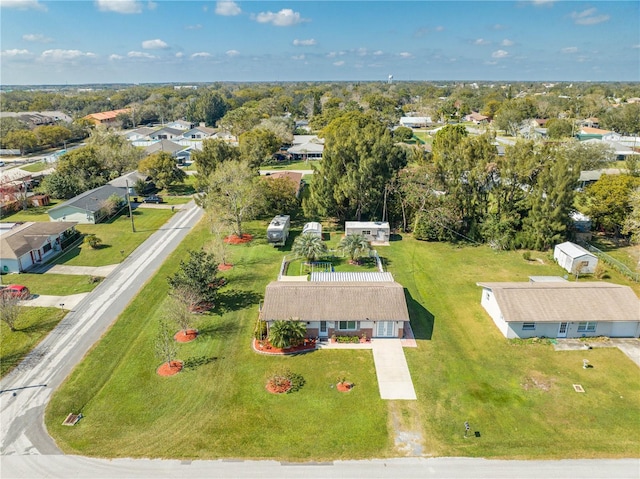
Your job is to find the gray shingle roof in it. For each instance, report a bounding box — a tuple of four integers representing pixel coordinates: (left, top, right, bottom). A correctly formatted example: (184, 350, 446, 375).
(477, 282, 640, 323)
(260, 281, 410, 322)
(1, 222, 76, 259)
(49, 185, 126, 213)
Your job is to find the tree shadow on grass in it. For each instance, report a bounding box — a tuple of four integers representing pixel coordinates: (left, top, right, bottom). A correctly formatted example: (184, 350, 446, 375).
(182, 355, 218, 371)
(404, 288, 434, 340)
(215, 289, 263, 314)
(18, 318, 60, 335)
(197, 318, 240, 338)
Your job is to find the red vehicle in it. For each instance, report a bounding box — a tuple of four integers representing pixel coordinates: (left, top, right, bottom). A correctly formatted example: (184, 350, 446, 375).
(0, 284, 30, 299)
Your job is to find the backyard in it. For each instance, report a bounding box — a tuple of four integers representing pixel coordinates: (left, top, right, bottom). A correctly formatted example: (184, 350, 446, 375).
(45, 220, 640, 460)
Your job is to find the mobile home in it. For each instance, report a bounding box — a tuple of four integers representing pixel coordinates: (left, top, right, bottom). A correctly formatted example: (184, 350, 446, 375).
(267, 215, 290, 246)
(302, 222, 322, 238)
(345, 221, 390, 244)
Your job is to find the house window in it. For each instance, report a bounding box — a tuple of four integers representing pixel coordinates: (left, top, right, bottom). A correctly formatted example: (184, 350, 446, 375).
(338, 321, 357, 331)
(522, 322, 536, 330)
(42, 243, 52, 253)
(485, 292, 490, 301)
(362, 230, 371, 236)
(577, 322, 597, 333)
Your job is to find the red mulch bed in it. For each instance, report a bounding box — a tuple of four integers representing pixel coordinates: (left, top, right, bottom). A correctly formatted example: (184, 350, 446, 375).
(157, 360, 183, 376)
(337, 382, 353, 392)
(266, 379, 292, 394)
(218, 263, 234, 271)
(224, 234, 253, 244)
(174, 329, 198, 343)
(254, 338, 316, 355)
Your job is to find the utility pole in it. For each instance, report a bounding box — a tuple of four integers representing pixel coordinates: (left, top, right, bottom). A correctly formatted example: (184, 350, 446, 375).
(126, 179, 136, 232)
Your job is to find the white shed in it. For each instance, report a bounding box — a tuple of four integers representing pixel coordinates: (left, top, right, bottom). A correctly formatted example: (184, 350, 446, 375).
(345, 221, 390, 244)
(553, 241, 598, 275)
(302, 222, 322, 238)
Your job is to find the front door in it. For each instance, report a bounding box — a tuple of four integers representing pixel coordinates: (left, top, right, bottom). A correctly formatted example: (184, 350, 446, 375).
(558, 322, 569, 338)
(319, 321, 328, 338)
(376, 229, 386, 241)
(376, 321, 395, 338)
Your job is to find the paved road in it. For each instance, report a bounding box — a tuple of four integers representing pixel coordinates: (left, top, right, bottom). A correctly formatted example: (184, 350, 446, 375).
(0, 201, 203, 458)
(2, 455, 638, 479)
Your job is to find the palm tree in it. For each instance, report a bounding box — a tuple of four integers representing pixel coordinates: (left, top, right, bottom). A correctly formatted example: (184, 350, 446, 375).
(338, 233, 371, 263)
(268, 320, 307, 349)
(292, 233, 327, 263)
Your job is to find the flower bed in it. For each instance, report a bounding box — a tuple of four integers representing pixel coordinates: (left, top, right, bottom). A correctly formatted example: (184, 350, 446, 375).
(253, 338, 316, 355)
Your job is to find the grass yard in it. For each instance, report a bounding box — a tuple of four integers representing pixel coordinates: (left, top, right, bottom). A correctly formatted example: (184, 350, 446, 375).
(0, 200, 61, 222)
(7, 273, 100, 296)
(261, 159, 318, 171)
(46, 221, 389, 460)
(45, 220, 640, 460)
(20, 161, 50, 173)
(1, 307, 66, 377)
(53, 208, 172, 267)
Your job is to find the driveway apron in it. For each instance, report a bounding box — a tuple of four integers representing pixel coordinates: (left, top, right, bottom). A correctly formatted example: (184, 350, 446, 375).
(372, 339, 417, 400)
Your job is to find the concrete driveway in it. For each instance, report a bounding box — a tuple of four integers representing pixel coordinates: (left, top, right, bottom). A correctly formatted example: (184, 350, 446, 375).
(19, 293, 89, 311)
(553, 338, 640, 368)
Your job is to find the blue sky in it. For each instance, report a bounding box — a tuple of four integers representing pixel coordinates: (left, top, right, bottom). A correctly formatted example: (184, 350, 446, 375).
(1, 0, 638, 85)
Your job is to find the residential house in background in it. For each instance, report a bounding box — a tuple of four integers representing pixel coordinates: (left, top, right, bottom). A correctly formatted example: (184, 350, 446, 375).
(165, 119, 196, 130)
(83, 109, 131, 126)
(0, 221, 77, 273)
(464, 112, 489, 124)
(148, 127, 183, 141)
(345, 221, 390, 245)
(287, 135, 324, 161)
(399, 116, 432, 128)
(264, 171, 303, 197)
(48, 185, 127, 224)
(477, 282, 640, 339)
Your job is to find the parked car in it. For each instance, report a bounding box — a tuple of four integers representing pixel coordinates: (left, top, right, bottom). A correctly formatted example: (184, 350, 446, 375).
(0, 284, 30, 299)
(143, 195, 163, 204)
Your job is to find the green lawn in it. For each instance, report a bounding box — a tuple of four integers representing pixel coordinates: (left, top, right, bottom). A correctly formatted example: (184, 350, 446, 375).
(261, 160, 318, 171)
(8, 273, 100, 296)
(53, 209, 173, 267)
(20, 161, 50, 173)
(1, 307, 66, 377)
(46, 222, 640, 460)
(0, 200, 61, 222)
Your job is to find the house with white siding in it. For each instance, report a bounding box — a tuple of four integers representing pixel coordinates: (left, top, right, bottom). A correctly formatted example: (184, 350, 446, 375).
(477, 282, 640, 339)
(48, 185, 127, 224)
(553, 241, 598, 275)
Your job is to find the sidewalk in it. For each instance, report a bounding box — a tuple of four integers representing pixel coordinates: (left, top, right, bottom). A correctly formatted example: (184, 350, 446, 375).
(20, 293, 89, 310)
(372, 339, 417, 400)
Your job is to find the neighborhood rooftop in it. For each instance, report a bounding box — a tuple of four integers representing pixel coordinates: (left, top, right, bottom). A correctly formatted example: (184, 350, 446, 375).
(48, 184, 126, 213)
(476, 282, 640, 323)
(260, 281, 410, 322)
(0, 221, 76, 259)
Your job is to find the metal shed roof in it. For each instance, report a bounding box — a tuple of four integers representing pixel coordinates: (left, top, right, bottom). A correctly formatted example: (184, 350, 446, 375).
(310, 272, 393, 282)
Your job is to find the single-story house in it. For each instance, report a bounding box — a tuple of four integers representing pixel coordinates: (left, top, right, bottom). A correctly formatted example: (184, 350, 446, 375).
(399, 116, 432, 128)
(464, 112, 489, 124)
(345, 221, 390, 244)
(477, 282, 640, 339)
(165, 120, 196, 130)
(108, 171, 149, 195)
(143, 140, 192, 162)
(181, 126, 217, 140)
(148, 127, 183, 141)
(48, 185, 127, 224)
(0, 221, 77, 273)
(553, 241, 598, 275)
(287, 135, 324, 161)
(259, 281, 410, 339)
(83, 109, 131, 126)
(122, 127, 155, 141)
(302, 221, 322, 238)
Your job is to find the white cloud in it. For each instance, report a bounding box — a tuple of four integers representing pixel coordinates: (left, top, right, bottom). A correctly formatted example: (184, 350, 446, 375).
(501, 39, 514, 47)
(633, 44, 640, 49)
(570, 8, 610, 26)
(373, 50, 384, 56)
(127, 51, 157, 59)
(561, 46, 578, 54)
(41, 49, 96, 61)
(0, 0, 46, 11)
(191, 52, 211, 58)
(1, 48, 31, 56)
(175, 52, 184, 58)
(531, 0, 554, 6)
(95, 0, 143, 14)
(492, 49, 509, 59)
(474, 38, 490, 45)
(357, 48, 368, 56)
(254, 8, 307, 27)
(291, 54, 305, 61)
(327, 52, 336, 58)
(435, 26, 444, 32)
(399, 52, 413, 58)
(185, 24, 202, 30)
(142, 39, 169, 50)
(109, 54, 123, 60)
(215, 1, 241, 16)
(293, 38, 316, 46)
(333, 60, 345, 66)
(22, 33, 53, 43)
(226, 49, 240, 57)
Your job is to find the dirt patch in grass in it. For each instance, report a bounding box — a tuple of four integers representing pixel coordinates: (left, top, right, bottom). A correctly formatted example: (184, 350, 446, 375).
(224, 234, 253, 244)
(266, 378, 292, 394)
(218, 263, 234, 271)
(156, 360, 183, 376)
(522, 371, 555, 392)
(174, 329, 198, 343)
(337, 381, 353, 392)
